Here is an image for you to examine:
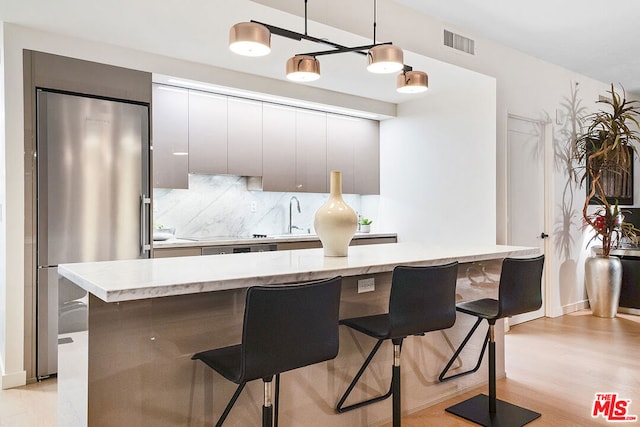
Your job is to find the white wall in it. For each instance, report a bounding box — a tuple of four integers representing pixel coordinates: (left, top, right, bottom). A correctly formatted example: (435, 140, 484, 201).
(379, 72, 496, 244)
(0, 22, 7, 386)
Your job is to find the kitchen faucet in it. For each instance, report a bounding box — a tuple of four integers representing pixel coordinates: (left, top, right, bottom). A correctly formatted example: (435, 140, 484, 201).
(289, 196, 302, 234)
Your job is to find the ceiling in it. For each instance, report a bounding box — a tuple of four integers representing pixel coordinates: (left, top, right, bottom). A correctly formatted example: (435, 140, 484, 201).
(2, 0, 639, 102)
(394, 0, 640, 95)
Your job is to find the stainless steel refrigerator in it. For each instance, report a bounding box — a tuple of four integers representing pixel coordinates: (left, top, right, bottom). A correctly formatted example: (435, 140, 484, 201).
(36, 89, 151, 378)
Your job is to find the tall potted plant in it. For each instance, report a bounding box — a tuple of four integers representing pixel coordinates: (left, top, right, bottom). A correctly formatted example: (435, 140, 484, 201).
(575, 84, 640, 317)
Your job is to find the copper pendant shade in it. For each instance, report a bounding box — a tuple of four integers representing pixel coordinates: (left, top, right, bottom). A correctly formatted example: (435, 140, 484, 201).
(367, 44, 404, 74)
(229, 22, 271, 57)
(286, 55, 321, 82)
(397, 70, 429, 93)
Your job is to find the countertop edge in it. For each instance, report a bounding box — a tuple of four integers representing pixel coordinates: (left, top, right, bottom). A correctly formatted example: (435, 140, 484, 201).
(59, 244, 540, 303)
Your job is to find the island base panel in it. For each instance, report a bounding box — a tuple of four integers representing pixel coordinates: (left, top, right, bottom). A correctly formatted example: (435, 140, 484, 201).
(60, 260, 505, 426)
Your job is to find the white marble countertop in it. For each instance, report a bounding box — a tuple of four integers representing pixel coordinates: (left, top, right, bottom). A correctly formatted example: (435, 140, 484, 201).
(58, 243, 539, 303)
(153, 232, 397, 248)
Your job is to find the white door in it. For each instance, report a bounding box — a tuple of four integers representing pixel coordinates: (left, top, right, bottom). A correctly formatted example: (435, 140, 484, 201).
(507, 114, 548, 324)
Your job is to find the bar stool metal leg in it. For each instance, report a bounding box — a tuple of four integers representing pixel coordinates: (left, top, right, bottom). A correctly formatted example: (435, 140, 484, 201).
(274, 374, 280, 427)
(439, 317, 489, 382)
(262, 379, 273, 427)
(215, 383, 246, 427)
(392, 340, 402, 427)
(336, 339, 392, 413)
(444, 320, 541, 426)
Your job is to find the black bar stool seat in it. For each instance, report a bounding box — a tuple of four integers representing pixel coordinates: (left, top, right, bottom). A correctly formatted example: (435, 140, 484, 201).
(456, 299, 499, 319)
(336, 262, 459, 427)
(440, 255, 545, 427)
(192, 276, 342, 427)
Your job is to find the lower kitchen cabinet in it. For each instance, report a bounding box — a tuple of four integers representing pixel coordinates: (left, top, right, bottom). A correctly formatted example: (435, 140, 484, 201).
(276, 241, 323, 250)
(351, 236, 397, 245)
(276, 236, 396, 251)
(153, 236, 397, 258)
(153, 247, 202, 258)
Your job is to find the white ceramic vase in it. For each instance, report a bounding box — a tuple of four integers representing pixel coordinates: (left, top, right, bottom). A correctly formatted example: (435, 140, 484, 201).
(314, 171, 357, 256)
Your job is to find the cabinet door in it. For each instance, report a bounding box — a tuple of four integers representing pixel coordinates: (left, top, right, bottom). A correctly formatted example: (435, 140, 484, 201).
(296, 109, 327, 193)
(152, 84, 189, 189)
(353, 119, 380, 195)
(188, 90, 228, 174)
(262, 103, 296, 191)
(228, 97, 262, 176)
(327, 114, 356, 194)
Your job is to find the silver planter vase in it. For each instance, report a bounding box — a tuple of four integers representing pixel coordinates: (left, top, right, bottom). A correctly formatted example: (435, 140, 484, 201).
(585, 256, 622, 318)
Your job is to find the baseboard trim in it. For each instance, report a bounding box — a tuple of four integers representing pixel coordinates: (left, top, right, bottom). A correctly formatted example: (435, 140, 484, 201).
(549, 300, 589, 318)
(1, 370, 27, 390)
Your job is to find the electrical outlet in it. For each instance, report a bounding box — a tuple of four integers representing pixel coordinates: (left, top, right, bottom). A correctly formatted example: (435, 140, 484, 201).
(250, 201, 257, 213)
(358, 278, 375, 293)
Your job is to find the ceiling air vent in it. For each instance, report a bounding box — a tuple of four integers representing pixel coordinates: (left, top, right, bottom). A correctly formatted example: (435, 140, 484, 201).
(444, 29, 475, 55)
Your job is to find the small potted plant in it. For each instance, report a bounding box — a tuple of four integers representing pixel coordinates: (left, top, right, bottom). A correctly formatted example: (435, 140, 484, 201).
(359, 218, 372, 233)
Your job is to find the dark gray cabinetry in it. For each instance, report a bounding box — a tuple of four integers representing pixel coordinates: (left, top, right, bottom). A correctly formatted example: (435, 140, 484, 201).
(152, 84, 189, 189)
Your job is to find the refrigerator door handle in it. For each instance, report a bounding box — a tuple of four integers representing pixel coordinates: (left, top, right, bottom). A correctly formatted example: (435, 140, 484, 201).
(141, 195, 152, 255)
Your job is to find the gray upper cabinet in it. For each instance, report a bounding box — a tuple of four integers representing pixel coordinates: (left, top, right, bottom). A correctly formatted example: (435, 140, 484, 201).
(353, 119, 380, 195)
(227, 97, 262, 177)
(296, 109, 327, 193)
(152, 84, 379, 194)
(262, 103, 297, 191)
(152, 84, 189, 189)
(188, 90, 228, 174)
(327, 114, 380, 195)
(262, 105, 327, 193)
(327, 114, 357, 194)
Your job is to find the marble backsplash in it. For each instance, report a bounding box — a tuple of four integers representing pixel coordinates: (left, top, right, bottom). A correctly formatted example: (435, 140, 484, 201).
(153, 174, 368, 238)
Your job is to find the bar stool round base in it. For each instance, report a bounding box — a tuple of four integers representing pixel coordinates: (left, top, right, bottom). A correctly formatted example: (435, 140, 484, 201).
(445, 394, 541, 427)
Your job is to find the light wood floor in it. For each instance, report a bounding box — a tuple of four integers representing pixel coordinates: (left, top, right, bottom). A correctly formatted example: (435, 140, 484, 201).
(386, 310, 640, 427)
(0, 310, 638, 426)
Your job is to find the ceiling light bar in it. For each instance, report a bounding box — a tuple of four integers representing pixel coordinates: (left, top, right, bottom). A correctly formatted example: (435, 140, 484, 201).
(229, 0, 428, 94)
(252, 20, 366, 55)
(297, 42, 391, 58)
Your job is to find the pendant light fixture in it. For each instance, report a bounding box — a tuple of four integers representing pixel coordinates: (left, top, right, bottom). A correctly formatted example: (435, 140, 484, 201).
(367, 45, 404, 73)
(286, 55, 321, 82)
(397, 69, 429, 93)
(228, 0, 429, 94)
(366, 1, 404, 74)
(229, 22, 271, 57)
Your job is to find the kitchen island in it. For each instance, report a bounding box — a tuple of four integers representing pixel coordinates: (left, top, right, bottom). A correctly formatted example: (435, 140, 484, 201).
(57, 243, 538, 426)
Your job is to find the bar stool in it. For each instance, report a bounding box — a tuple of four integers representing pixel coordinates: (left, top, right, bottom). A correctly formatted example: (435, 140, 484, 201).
(192, 276, 342, 427)
(336, 262, 459, 427)
(440, 255, 544, 427)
